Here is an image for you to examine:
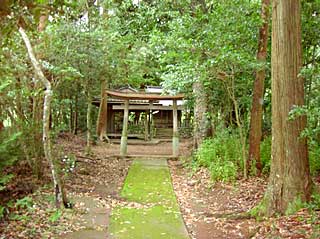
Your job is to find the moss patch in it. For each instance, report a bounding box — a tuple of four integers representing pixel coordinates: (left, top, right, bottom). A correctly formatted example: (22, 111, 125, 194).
(109, 159, 189, 239)
(121, 160, 177, 206)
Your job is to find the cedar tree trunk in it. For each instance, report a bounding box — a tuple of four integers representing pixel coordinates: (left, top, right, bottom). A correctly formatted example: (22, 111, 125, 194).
(265, 0, 311, 216)
(248, 0, 270, 176)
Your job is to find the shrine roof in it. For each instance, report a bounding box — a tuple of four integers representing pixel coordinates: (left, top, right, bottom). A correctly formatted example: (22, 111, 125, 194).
(105, 90, 184, 100)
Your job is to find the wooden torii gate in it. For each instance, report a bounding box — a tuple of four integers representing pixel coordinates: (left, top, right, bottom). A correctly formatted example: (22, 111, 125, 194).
(105, 90, 184, 157)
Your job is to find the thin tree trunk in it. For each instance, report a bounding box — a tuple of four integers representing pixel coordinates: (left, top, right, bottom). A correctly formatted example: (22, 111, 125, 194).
(86, 92, 93, 155)
(225, 75, 247, 179)
(31, 10, 49, 179)
(248, 0, 270, 176)
(96, 79, 109, 142)
(264, 0, 311, 216)
(69, 98, 73, 133)
(19, 27, 68, 208)
(73, 93, 78, 135)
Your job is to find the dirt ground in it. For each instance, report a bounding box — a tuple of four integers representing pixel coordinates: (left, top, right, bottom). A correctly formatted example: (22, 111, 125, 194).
(94, 138, 192, 156)
(1, 134, 319, 238)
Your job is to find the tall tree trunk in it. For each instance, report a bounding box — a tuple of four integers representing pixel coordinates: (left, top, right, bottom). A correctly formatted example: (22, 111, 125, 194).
(248, 0, 270, 176)
(193, 81, 209, 150)
(32, 10, 49, 179)
(19, 27, 68, 208)
(86, 91, 93, 155)
(96, 79, 109, 142)
(264, 0, 311, 216)
(69, 98, 73, 133)
(73, 93, 78, 135)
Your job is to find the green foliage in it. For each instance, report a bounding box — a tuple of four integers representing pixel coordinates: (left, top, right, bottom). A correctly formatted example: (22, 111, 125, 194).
(9, 213, 31, 222)
(209, 160, 237, 183)
(309, 143, 320, 176)
(0, 132, 22, 169)
(308, 193, 320, 210)
(285, 197, 306, 216)
(49, 209, 62, 223)
(260, 136, 271, 174)
(195, 129, 242, 182)
(0, 131, 21, 192)
(0, 205, 6, 220)
(249, 199, 267, 220)
(0, 174, 14, 191)
(15, 196, 33, 210)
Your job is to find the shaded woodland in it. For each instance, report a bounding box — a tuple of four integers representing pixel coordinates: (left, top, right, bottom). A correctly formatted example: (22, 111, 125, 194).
(0, 0, 320, 238)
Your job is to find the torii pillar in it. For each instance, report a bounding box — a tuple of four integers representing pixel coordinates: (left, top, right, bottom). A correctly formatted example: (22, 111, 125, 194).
(120, 99, 129, 156)
(172, 99, 179, 157)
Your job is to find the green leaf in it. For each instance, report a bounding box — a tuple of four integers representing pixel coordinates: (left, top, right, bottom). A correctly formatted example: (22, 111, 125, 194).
(49, 209, 62, 223)
(0, 80, 12, 92)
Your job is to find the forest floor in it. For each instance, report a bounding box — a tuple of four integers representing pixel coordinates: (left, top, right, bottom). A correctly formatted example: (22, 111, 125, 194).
(0, 133, 320, 238)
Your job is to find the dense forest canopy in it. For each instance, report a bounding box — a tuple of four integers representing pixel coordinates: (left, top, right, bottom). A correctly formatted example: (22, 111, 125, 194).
(0, 0, 320, 236)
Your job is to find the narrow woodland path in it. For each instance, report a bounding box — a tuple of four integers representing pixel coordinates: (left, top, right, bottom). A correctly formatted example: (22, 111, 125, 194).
(62, 196, 109, 239)
(109, 158, 190, 239)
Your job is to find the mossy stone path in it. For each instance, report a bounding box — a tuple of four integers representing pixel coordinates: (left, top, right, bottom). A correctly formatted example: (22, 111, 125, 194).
(62, 196, 109, 239)
(109, 159, 189, 239)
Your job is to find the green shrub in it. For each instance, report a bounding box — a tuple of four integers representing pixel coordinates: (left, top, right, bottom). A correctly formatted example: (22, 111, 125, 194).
(0, 131, 21, 170)
(0, 131, 21, 192)
(0, 174, 14, 191)
(15, 196, 33, 210)
(195, 129, 242, 182)
(308, 193, 320, 210)
(0, 205, 6, 220)
(309, 142, 320, 176)
(260, 136, 271, 174)
(49, 209, 62, 223)
(209, 158, 237, 182)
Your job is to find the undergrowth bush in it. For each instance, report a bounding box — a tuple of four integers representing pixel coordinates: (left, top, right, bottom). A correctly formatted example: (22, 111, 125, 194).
(0, 131, 21, 191)
(0, 130, 22, 219)
(260, 136, 271, 174)
(0, 131, 21, 168)
(309, 142, 320, 176)
(195, 129, 242, 182)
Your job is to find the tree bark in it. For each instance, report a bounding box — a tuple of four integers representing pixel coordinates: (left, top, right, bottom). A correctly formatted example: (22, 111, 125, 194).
(0, 120, 4, 131)
(248, 0, 270, 176)
(19, 27, 68, 209)
(37, 12, 48, 32)
(73, 92, 78, 135)
(265, 0, 311, 216)
(96, 79, 109, 142)
(30, 10, 49, 179)
(85, 91, 93, 155)
(193, 81, 209, 150)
